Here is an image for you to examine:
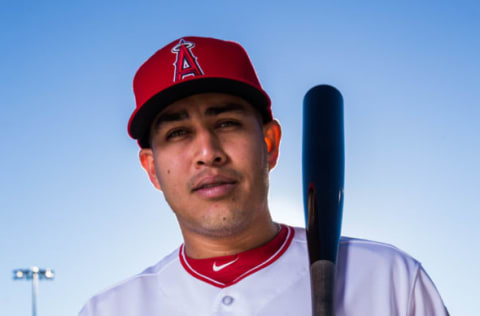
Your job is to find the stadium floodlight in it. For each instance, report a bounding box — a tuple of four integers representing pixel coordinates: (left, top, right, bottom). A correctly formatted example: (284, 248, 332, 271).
(13, 267, 55, 316)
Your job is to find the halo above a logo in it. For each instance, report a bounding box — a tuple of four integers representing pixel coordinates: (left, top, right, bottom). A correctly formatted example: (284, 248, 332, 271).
(171, 39, 204, 82)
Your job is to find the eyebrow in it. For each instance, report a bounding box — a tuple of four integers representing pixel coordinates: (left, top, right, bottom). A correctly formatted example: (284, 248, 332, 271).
(153, 111, 189, 130)
(153, 102, 247, 130)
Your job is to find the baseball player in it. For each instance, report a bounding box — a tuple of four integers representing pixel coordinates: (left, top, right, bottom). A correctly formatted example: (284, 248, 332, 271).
(79, 36, 448, 315)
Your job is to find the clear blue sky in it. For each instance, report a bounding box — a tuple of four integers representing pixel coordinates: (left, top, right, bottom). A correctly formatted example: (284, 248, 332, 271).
(1, 1, 478, 315)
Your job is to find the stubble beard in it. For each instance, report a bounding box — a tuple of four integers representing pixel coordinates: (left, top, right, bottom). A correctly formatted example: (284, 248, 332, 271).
(170, 148, 272, 239)
(176, 193, 270, 239)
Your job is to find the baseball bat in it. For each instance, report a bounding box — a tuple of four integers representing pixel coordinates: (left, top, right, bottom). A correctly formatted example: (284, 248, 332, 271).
(302, 85, 344, 316)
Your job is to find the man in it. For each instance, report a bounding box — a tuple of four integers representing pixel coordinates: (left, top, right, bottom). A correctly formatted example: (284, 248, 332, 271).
(80, 36, 448, 315)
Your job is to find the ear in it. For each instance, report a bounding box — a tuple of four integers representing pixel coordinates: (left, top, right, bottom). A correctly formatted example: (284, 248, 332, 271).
(139, 149, 162, 191)
(263, 119, 282, 170)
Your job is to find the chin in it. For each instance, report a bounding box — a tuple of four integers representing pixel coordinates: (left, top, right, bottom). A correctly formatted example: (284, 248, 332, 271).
(192, 209, 251, 237)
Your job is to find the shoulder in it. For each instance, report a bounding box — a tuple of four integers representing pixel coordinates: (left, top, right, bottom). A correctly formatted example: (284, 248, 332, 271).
(278, 226, 448, 315)
(79, 247, 181, 316)
(337, 237, 448, 315)
(290, 227, 420, 282)
(139, 247, 180, 274)
(337, 236, 421, 279)
(339, 236, 420, 266)
(292, 227, 418, 264)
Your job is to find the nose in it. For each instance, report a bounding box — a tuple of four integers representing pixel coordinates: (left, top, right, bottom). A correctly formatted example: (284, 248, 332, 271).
(194, 129, 227, 167)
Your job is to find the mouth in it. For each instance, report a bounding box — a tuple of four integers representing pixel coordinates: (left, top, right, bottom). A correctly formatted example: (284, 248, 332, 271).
(192, 175, 238, 198)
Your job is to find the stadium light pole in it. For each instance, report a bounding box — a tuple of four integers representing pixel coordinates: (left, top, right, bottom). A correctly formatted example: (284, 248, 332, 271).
(13, 267, 55, 316)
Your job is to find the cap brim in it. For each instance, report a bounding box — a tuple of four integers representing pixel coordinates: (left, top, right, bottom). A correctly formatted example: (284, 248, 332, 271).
(128, 77, 272, 148)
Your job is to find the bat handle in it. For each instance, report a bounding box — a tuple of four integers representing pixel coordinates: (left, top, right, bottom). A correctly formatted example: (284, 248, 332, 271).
(310, 260, 335, 316)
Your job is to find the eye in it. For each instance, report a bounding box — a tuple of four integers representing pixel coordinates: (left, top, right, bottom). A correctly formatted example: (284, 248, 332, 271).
(166, 128, 189, 140)
(217, 120, 240, 129)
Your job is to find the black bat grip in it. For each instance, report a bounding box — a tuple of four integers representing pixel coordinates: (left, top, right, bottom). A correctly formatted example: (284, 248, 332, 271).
(303, 85, 344, 316)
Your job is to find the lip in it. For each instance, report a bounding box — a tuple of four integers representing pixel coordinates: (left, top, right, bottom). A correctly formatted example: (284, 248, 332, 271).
(192, 175, 237, 199)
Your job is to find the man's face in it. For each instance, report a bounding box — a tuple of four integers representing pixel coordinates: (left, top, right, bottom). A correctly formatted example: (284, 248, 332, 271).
(139, 93, 281, 238)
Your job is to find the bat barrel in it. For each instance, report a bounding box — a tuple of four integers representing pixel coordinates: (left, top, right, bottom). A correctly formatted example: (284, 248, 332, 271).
(302, 84, 344, 264)
(303, 85, 344, 316)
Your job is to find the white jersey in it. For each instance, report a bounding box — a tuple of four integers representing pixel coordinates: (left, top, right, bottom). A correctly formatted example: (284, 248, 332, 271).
(79, 226, 448, 315)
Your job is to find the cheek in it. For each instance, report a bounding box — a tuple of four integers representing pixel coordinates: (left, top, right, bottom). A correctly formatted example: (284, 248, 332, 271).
(154, 154, 185, 190)
(156, 158, 188, 211)
(228, 135, 268, 174)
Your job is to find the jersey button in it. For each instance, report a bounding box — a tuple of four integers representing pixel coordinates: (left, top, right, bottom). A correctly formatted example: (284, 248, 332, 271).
(222, 295, 234, 306)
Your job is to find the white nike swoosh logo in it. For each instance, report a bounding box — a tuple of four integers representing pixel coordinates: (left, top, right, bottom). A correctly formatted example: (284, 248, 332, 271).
(212, 257, 239, 272)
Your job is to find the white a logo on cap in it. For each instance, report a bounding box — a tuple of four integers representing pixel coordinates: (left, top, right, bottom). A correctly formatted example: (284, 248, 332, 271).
(171, 39, 204, 82)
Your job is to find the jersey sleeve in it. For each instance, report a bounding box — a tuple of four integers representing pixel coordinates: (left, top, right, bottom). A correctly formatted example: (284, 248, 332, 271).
(408, 264, 449, 316)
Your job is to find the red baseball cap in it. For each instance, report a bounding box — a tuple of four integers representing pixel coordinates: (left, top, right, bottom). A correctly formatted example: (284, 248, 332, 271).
(128, 36, 272, 148)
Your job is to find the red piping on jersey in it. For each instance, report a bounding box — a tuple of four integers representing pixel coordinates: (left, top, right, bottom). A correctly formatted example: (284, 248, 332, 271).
(179, 225, 295, 288)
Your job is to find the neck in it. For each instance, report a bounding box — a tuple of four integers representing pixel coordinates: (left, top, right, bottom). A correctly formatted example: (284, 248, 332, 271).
(180, 216, 279, 259)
